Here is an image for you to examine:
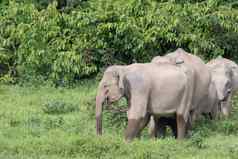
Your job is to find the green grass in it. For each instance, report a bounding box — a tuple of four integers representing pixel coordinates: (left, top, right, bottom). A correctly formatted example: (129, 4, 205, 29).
(0, 81, 238, 159)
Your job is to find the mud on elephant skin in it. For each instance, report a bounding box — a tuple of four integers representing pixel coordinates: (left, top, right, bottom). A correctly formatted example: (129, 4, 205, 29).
(96, 62, 193, 141)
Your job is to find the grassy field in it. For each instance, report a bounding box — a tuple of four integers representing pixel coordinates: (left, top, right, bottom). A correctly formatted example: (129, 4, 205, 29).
(0, 81, 238, 159)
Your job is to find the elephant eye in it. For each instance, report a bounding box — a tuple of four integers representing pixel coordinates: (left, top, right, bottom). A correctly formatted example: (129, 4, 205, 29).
(103, 83, 108, 88)
(103, 83, 113, 88)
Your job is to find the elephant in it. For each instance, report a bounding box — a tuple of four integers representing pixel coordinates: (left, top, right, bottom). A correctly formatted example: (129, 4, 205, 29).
(148, 79, 219, 138)
(148, 56, 186, 138)
(148, 48, 212, 138)
(151, 55, 184, 65)
(96, 62, 193, 141)
(207, 57, 238, 117)
(165, 48, 212, 121)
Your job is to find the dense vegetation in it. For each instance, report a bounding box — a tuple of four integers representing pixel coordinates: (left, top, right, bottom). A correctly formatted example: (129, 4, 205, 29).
(0, 82, 238, 159)
(0, 0, 238, 85)
(0, 1, 238, 158)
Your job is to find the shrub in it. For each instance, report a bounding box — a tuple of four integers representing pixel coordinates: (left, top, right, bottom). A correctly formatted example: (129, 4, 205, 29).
(190, 130, 207, 149)
(44, 116, 64, 129)
(228, 144, 238, 159)
(42, 99, 79, 114)
(219, 120, 238, 135)
(103, 98, 128, 130)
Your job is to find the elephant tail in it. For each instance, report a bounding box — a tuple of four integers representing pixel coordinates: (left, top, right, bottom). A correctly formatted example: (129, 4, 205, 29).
(177, 67, 194, 123)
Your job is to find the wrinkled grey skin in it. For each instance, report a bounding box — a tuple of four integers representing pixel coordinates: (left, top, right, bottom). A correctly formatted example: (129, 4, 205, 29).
(148, 82, 219, 138)
(96, 63, 192, 141)
(197, 79, 220, 119)
(149, 48, 212, 138)
(207, 57, 238, 117)
(149, 55, 188, 138)
(165, 48, 212, 120)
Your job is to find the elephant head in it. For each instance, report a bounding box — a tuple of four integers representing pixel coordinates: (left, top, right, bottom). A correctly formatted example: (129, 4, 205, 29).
(96, 65, 125, 135)
(211, 65, 232, 101)
(227, 63, 238, 91)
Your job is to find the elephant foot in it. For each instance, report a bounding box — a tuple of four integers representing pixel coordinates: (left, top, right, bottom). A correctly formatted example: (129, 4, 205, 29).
(136, 114, 150, 138)
(125, 119, 141, 142)
(148, 116, 158, 138)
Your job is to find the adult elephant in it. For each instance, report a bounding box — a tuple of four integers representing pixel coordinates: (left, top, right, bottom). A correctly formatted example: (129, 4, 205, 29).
(207, 57, 238, 117)
(165, 48, 212, 119)
(149, 48, 212, 138)
(96, 62, 192, 141)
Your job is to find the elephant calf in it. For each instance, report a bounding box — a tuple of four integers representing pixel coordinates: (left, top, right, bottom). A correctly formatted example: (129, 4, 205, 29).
(96, 62, 193, 141)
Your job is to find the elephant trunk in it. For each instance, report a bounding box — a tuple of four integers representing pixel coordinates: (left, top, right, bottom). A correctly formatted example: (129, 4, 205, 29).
(96, 89, 106, 135)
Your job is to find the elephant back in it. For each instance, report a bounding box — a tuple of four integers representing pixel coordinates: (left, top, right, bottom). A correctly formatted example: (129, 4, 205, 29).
(166, 48, 211, 111)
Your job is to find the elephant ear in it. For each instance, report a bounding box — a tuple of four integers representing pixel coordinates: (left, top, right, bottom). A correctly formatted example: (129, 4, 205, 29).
(118, 70, 125, 91)
(110, 66, 125, 92)
(116, 67, 125, 92)
(225, 65, 233, 79)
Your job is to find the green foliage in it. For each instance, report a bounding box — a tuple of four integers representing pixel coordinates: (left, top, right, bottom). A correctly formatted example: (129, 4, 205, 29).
(101, 98, 127, 128)
(44, 116, 64, 129)
(0, 1, 97, 84)
(219, 120, 238, 135)
(42, 99, 79, 114)
(0, 0, 238, 84)
(190, 130, 207, 149)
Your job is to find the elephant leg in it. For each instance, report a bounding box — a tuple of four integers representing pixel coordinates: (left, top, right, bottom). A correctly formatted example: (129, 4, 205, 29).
(148, 116, 158, 138)
(202, 113, 213, 120)
(125, 94, 148, 142)
(190, 110, 197, 123)
(185, 115, 192, 136)
(176, 114, 186, 139)
(208, 113, 213, 120)
(125, 107, 148, 141)
(125, 118, 143, 142)
(149, 117, 169, 138)
(136, 114, 151, 138)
